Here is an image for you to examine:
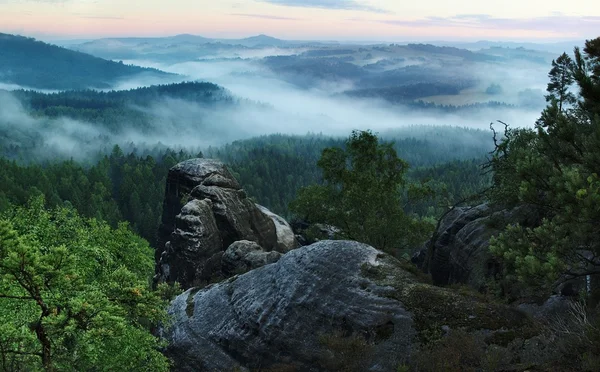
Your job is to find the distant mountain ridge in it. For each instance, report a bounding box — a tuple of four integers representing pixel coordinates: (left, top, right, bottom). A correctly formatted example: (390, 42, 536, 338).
(0, 33, 171, 90)
(74, 33, 289, 48)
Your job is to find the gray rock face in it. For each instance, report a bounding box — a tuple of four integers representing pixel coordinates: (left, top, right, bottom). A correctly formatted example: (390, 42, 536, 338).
(157, 159, 239, 252)
(164, 241, 416, 372)
(419, 204, 539, 290)
(517, 295, 574, 322)
(158, 199, 222, 287)
(190, 184, 277, 251)
(156, 158, 297, 289)
(164, 240, 544, 371)
(256, 204, 298, 252)
(221, 240, 282, 276)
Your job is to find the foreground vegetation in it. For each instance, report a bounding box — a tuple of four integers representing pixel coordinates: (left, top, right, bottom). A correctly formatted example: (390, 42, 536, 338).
(0, 198, 170, 371)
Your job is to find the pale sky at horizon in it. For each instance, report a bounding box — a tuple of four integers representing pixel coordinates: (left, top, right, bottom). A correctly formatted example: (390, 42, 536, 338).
(1, 0, 599, 42)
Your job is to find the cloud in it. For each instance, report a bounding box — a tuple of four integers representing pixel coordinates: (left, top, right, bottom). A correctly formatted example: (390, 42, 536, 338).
(230, 13, 301, 21)
(379, 14, 600, 36)
(258, 0, 390, 14)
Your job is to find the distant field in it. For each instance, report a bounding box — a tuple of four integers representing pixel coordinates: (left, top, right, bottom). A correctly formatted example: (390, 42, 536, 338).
(418, 88, 511, 106)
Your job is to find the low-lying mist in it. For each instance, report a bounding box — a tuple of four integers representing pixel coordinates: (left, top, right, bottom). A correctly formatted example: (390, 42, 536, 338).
(1, 46, 551, 162)
(122, 56, 542, 128)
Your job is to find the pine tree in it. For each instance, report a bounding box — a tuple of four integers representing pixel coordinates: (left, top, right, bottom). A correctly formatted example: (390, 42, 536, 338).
(489, 38, 600, 290)
(546, 52, 576, 112)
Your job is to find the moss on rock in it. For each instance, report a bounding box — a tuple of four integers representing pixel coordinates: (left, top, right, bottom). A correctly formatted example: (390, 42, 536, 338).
(360, 253, 537, 345)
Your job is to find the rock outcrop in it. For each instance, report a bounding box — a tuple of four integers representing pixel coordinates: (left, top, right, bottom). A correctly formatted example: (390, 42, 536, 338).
(155, 158, 297, 288)
(221, 240, 282, 276)
(164, 240, 542, 372)
(416, 204, 539, 291)
(157, 199, 221, 286)
(256, 204, 297, 252)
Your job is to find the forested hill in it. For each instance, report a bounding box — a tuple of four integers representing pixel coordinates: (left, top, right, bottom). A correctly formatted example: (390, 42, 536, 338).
(0, 33, 170, 90)
(0, 83, 233, 161)
(13, 81, 230, 121)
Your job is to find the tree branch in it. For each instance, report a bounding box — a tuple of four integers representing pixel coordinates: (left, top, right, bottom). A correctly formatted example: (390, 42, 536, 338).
(0, 294, 36, 301)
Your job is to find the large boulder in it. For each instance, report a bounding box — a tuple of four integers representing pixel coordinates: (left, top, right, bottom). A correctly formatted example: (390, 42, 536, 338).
(156, 158, 297, 288)
(164, 240, 540, 372)
(157, 158, 239, 252)
(417, 204, 539, 291)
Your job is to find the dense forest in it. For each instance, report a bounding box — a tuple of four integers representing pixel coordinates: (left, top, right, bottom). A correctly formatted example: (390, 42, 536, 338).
(10, 82, 230, 131)
(0, 129, 491, 248)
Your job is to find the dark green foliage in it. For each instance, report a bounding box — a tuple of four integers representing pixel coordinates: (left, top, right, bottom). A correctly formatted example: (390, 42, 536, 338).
(546, 53, 576, 111)
(409, 100, 516, 112)
(0, 33, 169, 90)
(489, 37, 600, 289)
(206, 134, 340, 216)
(0, 148, 193, 248)
(345, 82, 464, 102)
(290, 130, 433, 255)
(0, 82, 230, 162)
(408, 159, 491, 217)
(211, 129, 492, 218)
(0, 124, 492, 251)
(12, 82, 229, 133)
(16, 82, 227, 113)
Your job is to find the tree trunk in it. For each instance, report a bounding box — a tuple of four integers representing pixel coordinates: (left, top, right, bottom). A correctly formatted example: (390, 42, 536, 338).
(35, 322, 52, 372)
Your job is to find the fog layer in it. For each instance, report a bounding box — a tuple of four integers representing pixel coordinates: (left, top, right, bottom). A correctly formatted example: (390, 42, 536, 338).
(1, 41, 556, 161)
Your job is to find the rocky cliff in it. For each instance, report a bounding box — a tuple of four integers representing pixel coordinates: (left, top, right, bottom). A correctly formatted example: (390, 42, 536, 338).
(155, 158, 297, 288)
(155, 162, 572, 371)
(163, 240, 550, 372)
(414, 204, 540, 292)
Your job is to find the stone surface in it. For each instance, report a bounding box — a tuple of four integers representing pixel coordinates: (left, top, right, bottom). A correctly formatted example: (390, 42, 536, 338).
(256, 204, 298, 252)
(155, 158, 297, 289)
(221, 240, 282, 276)
(157, 199, 221, 287)
(190, 184, 277, 251)
(164, 240, 538, 372)
(157, 159, 239, 252)
(418, 204, 539, 291)
(517, 295, 574, 322)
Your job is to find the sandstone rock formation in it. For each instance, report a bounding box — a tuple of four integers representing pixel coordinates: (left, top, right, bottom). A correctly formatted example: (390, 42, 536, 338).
(221, 240, 282, 276)
(416, 203, 539, 291)
(157, 199, 221, 287)
(155, 158, 297, 288)
(163, 240, 541, 372)
(256, 204, 297, 252)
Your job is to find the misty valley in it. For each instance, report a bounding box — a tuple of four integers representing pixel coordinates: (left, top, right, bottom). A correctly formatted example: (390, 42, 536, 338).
(1, 29, 600, 372)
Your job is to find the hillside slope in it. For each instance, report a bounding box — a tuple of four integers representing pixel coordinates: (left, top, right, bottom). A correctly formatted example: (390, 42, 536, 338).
(0, 33, 170, 90)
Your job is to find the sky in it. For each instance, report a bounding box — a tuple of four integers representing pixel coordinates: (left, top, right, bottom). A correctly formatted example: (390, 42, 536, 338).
(1, 0, 599, 42)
